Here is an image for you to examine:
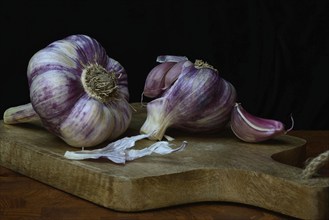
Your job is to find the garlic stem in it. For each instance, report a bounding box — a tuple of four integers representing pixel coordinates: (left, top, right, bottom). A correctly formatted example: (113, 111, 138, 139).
(3, 103, 40, 124)
(194, 59, 217, 71)
(81, 63, 117, 103)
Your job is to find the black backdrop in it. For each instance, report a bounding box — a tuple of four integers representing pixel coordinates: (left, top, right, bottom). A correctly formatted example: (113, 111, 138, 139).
(1, 0, 328, 129)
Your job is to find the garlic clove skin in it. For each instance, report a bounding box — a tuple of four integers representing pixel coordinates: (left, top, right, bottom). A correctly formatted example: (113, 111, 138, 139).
(156, 55, 188, 63)
(143, 55, 191, 98)
(143, 62, 176, 98)
(230, 103, 287, 142)
(163, 61, 193, 91)
(140, 58, 237, 140)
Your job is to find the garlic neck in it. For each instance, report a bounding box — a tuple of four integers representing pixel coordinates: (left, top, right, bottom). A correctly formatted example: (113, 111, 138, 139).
(140, 98, 173, 141)
(81, 63, 117, 103)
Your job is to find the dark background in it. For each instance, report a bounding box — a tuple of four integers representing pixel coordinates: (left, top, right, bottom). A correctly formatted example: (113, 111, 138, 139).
(1, 0, 328, 129)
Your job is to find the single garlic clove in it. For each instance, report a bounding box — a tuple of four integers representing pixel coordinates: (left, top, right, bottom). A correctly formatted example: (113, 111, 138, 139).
(143, 55, 191, 98)
(3, 103, 40, 124)
(143, 62, 176, 98)
(230, 103, 288, 142)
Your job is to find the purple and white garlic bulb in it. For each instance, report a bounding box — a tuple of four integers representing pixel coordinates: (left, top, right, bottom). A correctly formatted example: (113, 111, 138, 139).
(140, 55, 237, 140)
(3, 35, 132, 148)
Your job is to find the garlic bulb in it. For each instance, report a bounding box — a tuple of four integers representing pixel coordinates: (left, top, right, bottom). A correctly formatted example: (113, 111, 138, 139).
(230, 103, 293, 142)
(140, 55, 237, 140)
(3, 34, 132, 148)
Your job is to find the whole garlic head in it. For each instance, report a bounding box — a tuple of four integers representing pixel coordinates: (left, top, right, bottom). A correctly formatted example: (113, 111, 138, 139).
(4, 35, 132, 148)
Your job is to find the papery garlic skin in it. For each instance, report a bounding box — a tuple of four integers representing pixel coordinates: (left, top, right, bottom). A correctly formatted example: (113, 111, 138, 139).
(4, 35, 132, 147)
(230, 103, 286, 142)
(141, 56, 237, 140)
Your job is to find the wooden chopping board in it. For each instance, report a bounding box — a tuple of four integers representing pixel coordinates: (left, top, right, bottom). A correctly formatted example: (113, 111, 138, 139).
(0, 103, 328, 219)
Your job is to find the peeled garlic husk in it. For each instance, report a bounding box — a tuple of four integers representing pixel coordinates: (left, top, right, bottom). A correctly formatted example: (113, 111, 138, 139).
(140, 56, 237, 140)
(3, 35, 132, 148)
(230, 103, 293, 142)
(64, 133, 187, 164)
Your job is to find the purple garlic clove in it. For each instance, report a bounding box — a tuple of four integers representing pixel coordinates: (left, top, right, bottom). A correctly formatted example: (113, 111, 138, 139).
(143, 55, 190, 98)
(143, 62, 176, 98)
(162, 61, 189, 91)
(230, 103, 292, 142)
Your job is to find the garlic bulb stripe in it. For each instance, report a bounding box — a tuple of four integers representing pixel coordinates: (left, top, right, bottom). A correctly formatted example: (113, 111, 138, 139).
(189, 81, 236, 129)
(30, 70, 83, 119)
(60, 95, 131, 147)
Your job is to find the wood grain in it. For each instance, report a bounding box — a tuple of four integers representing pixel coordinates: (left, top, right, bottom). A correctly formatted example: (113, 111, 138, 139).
(0, 165, 296, 220)
(1, 130, 328, 220)
(0, 103, 328, 219)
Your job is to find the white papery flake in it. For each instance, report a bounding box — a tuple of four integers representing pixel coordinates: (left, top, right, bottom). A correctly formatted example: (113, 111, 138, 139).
(64, 134, 187, 164)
